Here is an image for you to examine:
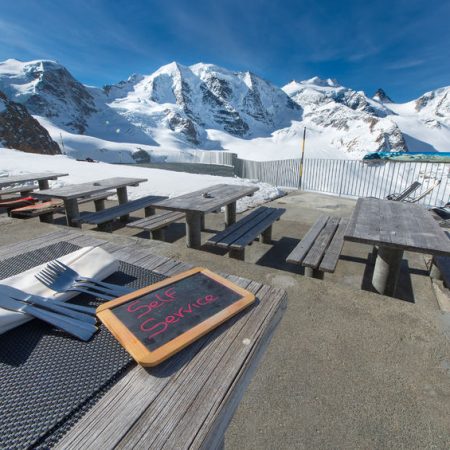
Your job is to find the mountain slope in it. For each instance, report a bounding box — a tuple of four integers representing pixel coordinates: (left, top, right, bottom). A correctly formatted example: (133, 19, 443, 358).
(105, 62, 301, 146)
(282, 78, 407, 154)
(0, 58, 448, 162)
(0, 90, 60, 154)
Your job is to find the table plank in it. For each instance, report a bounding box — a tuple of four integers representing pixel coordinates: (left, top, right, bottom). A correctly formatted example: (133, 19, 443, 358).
(344, 198, 450, 256)
(0, 173, 68, 189)
(34, 177, 147, 200)
(0, 232, 285, 449)
(153, 184, 258, 213)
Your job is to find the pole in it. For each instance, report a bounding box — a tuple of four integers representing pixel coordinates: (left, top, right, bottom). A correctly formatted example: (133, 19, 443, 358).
(299, 127, 306, 189)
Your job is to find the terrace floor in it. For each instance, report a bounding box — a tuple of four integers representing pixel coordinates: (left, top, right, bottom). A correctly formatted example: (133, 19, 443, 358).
(1, 190, 449, 449)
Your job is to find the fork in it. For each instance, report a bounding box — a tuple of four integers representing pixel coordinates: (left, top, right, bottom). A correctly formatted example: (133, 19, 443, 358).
(43, 260, 132, 296)
(35, 270, 116, 301)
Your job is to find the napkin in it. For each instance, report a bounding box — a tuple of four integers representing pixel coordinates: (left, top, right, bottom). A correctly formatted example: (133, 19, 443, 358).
(0, 246, 120, 335)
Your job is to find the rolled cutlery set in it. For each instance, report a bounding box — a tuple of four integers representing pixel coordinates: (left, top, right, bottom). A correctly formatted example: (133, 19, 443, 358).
(0, 260, 132, 341)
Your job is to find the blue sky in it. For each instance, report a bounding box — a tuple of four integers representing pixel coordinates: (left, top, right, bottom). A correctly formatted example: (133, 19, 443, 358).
(0, 0, 448, 102)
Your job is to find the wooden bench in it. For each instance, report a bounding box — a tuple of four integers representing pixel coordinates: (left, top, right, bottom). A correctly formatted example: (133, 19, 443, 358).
(206, 206, 285, 260)
(126, 211, 185, 240)
(286, 215, 348, 279)
(73, 195, 167, 231)
(0, 185, 35, 198)
(10, 192, 113, 223)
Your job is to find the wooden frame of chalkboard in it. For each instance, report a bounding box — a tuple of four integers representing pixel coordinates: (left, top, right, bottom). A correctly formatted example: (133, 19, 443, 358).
(96, 267, 256, 366)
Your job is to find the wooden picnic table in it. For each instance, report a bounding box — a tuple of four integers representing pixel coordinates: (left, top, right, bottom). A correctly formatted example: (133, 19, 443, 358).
(34, 177, 147, 227)
(0, 172, 68, 190)
(0, 230, 286, 449)
(344, 198, 450, 296)
(153, 184, 258, 248)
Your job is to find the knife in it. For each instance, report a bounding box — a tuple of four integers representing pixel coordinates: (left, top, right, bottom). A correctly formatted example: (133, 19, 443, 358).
(0, 285, 97, 324)
(0, 296, 97, 341)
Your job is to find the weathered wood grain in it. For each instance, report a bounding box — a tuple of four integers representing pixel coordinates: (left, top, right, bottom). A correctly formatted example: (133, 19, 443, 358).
(344, 198, 450, 255)
(126, 211, 185, 231)
(319, 218, 348, 273)
(303, 217, 340, 269)
(207, 207, 269, 246)
(286, 215, 328, 265)
(10, 192, 113, 218)
(153, 184, 258, 214)
(0, 185, 35, 197)
(230, 209, 285, 249)
(34, 177, 147, 200)
(0, 231, 285, 450)
(0, 173, 68, 189)
(207, 207, 284, 251)
(75, 196, 167, 225)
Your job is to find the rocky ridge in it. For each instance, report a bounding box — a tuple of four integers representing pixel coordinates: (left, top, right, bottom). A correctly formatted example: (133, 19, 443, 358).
(0, 90, 61, 155)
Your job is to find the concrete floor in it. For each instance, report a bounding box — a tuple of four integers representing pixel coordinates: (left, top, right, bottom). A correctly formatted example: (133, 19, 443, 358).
(1, 191, 449, 449)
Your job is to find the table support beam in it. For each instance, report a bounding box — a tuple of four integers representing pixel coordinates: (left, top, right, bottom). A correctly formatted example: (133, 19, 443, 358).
(117, 187, 129, 222)
(185, 211, 202, 249)
(372, 246, 403, 296)
(225, 202, 236, 226)
(94, 199, 105, 212)
(64, 199, 81, 228)
(38, 179, 50, 190)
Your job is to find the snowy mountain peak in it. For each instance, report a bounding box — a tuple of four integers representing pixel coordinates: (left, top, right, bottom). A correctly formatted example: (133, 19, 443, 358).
(0, 58, 448, 161)
(303, 76, 339, 87)
(373, 88, 393, 103)
(0, 57, 96, 133)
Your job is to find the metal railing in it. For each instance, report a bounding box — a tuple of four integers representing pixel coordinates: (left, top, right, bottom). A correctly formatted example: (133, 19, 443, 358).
(301, 159, 449, 206)
(235, 157, 449, 206)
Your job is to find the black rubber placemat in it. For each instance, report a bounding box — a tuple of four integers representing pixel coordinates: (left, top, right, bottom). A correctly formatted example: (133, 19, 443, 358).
(0, 242, 166, 449)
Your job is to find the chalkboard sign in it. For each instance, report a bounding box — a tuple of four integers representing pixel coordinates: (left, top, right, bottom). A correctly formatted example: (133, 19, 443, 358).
(96, 267, 255, 366)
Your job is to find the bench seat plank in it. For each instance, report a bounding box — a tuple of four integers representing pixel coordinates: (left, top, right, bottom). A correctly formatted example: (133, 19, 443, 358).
(10, 192, 114, 218)
(207, 207, 284, 249)
(286, 215, 329, 265)
(319, 218, 349, 273)
(0, 185, 35, 197)
(126, 211, 185, 231)
(230, 208, 285, 249)
(207, 207, 270, 246)
(303, 217, 340, 268)
(287, 215, 347, 277)
(75, 195, 167, 225)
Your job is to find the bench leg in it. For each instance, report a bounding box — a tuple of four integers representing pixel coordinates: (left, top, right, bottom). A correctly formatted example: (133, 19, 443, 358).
(117, 186, 129, 223)
(372, 246, 403, 296)
(429, 258, 442, 281)
(261, 226, 272, 244)
(304, 267, 324, 279)
(94, 199, 105, 212)
(98, 221, 113, 233)
(185, 211, 202, 249)
(229, 248, 245, 260)
(151, 228, 166, 241)
(39, 212, 54, 224)
(144, 206, 155, 217)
